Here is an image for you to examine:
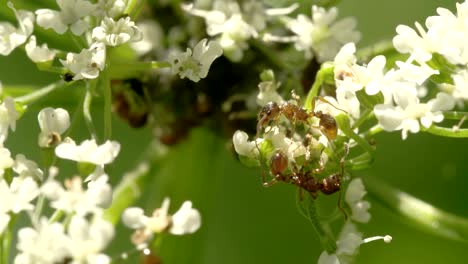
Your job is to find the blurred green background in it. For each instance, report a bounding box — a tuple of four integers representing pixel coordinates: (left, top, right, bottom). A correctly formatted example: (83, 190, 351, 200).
(1, 0, 467, 263)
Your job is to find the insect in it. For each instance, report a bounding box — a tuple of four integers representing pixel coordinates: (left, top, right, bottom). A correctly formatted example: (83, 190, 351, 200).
(264, 146, 349, 218)
(256, 97, 343, 141)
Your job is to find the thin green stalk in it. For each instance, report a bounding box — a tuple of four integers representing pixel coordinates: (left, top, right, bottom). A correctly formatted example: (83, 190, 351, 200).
(49, 210, 65, 223)
(83, 82, 97, 140)
(364, 176, 468, 243)
(102, 69, 112, 140)
(304, 70, 324, 110)
(423, 125, 468, 138)
(364, 125, 383, 138)
(15, 80, 65, 105)
(296, 193, 337, 253)
(125, 0, 145, 20)
(352, 109, 373, 130)
(442, 111, 468, 120)
(104, 141, 167, 224)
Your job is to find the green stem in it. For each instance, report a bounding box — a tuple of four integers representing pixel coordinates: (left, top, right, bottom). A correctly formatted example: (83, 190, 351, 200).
(15, 80, 65, 105)
(442, 111, 468, 120)
(364, 176, 468, 243)
(104, 141, 167, 224)
(1, 221, 11, 264)
(49, 210, 65, 223)
(423, 125, 468, 138)
(352, 109, 373, 130)
(364, 125, 383, 138)
(335, 114, 375, 155)
(346, 152, 373, 170)
(102, 69, 112, 140)
(304, 70, 324, 111)
(83, 82, 97, 140)
(125, 0, 145, 20)
(296, 193, 337, 253)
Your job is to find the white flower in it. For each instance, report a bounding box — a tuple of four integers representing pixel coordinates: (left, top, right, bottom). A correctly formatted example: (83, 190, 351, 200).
(0, 177, 39, 214)
(170, 201, 201, 235)
(318, 221, 362, 264)
(345, 178, 371, 223)
(451, 68, 468, 100)
(0, 96, 19, 144)
(35, 0, 94, 35)
(182, 2, 256, 62)
(169, 39, 223, 82)
(0, 147, 14, 175)
(232, 130, 259, 158)
(0, 213, 10, 235)
(42, 175, 112, 215)
(94, 0, 126, 19)
(15, 218, 71, 264)
(13, 154, 44, 180)
(55, 138, 120, 165)
(130, 20, 164, 56)
(0, 3, 34, 56)
(38, 107, 70, 148)
(67, 216, 113, 263)
(287, 6, 361, 62)
(256, 80, 284, 107)
(61, 42, 106, 80)
(122, 207, 147, 229)
(92, 17, 143, 46)
(123, 198, 201, 244)
(393, 1, 468, 65)
(25, 36, 56, 63)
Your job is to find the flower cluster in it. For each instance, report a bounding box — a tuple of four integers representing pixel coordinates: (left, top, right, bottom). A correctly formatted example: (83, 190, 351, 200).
(122, 198, 201, 246)
(183, 1, 359, 63)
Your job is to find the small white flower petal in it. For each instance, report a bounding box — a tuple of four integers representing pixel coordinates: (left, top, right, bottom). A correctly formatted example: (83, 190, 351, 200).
(169, 201, 201, 235)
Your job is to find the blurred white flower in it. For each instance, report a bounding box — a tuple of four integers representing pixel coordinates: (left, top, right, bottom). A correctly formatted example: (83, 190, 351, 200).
(25, 36, 56, 63)
(13, 154, 44, 180)
(287, 6, 361, 62)
(345, 178, 371, 223)
(94, 0, 126, 19)
(123, 198, 201, 244)
(451, 68, 468, 101)
(170, 201, 201, 235)
(168, 39, 223, 82)
(42, 175, 112, 215)
(0, 2, 34, 56)
(0, 97, 19, 144)
(0, 213, 10, 235)
(15, 218, 71, 264)
(0, 147, 14, 175)
(182, 2, 256, 62)
(61, 42, 106, 80)
(37, 107, 70, 148)
(92, 17, 143, 46)
(257, 80, 284, 107)
(67, 215, 114, 263)
(130, 20, 164, 56)
(0, 177, 39, 214)
(55, 138, 120, 165)
(35, 0, 94, 35)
